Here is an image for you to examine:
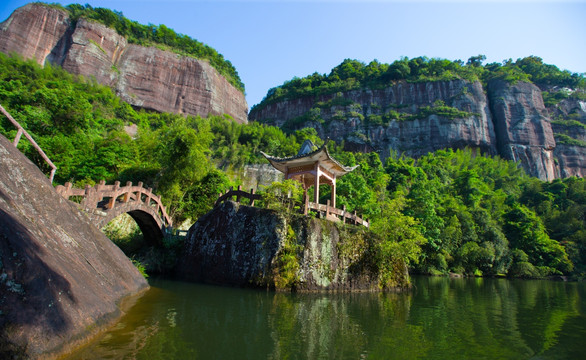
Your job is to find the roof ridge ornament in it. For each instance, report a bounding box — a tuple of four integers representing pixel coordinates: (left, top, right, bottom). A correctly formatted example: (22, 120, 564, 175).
(297, 139, 316, 156)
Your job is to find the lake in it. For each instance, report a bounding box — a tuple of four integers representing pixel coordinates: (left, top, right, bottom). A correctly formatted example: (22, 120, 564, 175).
(66, 276, 586, 359)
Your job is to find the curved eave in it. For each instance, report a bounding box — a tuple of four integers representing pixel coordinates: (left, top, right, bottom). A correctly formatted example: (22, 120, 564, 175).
(261, 146, 359, 177)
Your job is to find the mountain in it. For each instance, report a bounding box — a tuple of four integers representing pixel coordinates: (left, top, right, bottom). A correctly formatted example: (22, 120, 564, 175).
(249, 58, 586, 180)
(0, 3, 248, 123)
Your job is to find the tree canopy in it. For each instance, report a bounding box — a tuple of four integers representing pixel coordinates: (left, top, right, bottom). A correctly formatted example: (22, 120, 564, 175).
(252, 55, 586, 111)
(1, 53, 584, 279)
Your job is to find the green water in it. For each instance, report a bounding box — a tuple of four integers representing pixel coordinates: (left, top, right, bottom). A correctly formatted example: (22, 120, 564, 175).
(67, 276, 586, 359)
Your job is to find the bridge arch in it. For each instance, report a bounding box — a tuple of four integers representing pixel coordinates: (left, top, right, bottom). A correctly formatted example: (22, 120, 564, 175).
(56, 180, 173, 247)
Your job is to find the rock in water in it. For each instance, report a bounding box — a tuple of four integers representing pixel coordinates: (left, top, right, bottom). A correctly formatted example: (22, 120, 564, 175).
(177, 201, 409, 291)
(0, 134, 148, 358)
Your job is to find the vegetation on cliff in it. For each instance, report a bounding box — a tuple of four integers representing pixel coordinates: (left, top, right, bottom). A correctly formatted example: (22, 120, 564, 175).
(252, 55, 585, 112)
(42, 2, 245, 92)
(1, 53, 585, 279)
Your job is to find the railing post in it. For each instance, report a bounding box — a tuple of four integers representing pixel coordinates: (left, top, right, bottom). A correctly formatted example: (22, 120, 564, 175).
(107, 196, 115, 209)
(137, 182, 144, 202)
(236, 185, 242, 203)
(49, 167, 56, 183)
(12, 128, 23, 146)
(58, 182, 71, 198)
(81, 184, 93, 208)
(123, 181, 132, 202)
(326, 200, 331, 219)
(342, 205, 347, 224)
(250, 188, 255, 207)
(146, 187, 152, 206)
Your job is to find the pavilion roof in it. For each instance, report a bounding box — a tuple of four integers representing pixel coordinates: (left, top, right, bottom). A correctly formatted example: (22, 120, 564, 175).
(260, 141, 358, 177)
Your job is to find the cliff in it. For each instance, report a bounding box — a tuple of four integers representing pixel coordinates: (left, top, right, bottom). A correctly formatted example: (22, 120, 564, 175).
(0, 3, 248, 123)
(0, 134, 148, 358)
(250, 79, 585, 180)
(176, 201, 409, 291)
(487, 79, 557, 180)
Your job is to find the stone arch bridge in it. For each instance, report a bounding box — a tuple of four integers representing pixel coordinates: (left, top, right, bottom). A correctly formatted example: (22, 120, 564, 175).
(56, 180, 174, 246)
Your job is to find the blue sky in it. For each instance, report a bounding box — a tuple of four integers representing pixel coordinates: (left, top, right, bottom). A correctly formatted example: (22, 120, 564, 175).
(2, 1, 585, 108)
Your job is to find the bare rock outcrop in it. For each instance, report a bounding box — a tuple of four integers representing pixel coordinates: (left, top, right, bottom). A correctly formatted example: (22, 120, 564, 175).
(251, 78, 585, 180)
(250, 80, 496, 162)
(0, 3, 248, 123)
(177, 201, 408, 291)
(554, 145, 586, 178)
(0, 134, 148, 358)
(0, 3, 71, 65)
(487, 79, 557, 181)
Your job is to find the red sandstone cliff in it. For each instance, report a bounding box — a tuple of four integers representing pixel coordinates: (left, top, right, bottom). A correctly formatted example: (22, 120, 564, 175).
(0, 3, 248, 123)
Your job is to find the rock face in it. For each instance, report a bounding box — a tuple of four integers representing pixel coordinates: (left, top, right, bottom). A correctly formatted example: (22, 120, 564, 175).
(554, 145, 586, 178)
(240, 164, 284, 190)
(177, 201, 408, 291)
(487, 80, 557, 180)
(0, 3, 248, 123)
(0, 134, 148, 358)
(250, 79, 585, 180)
(251, 80, 495, 160)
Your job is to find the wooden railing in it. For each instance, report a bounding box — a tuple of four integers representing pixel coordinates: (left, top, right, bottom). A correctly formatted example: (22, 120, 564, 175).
(215, 185, 262, 207)
(215, 186, 368, 227)
(1, 104, 57, 182)
(307, 200, 369, 227)
(56, 180, 173, 228)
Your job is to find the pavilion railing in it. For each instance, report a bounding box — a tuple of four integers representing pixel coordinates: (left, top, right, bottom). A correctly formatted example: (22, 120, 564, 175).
(215, 186, 368, 228)
(215, 185, 262, 207)
(307, 200, 369, 228)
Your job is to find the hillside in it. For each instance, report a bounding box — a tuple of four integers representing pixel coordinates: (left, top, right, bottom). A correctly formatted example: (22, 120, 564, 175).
(0, 52, 584, 280)
(249, 57, 586, 180)
(0, 3, 248, 123)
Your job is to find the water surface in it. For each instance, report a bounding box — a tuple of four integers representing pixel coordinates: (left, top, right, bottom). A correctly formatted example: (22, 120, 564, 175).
(66, 276, 586, 359)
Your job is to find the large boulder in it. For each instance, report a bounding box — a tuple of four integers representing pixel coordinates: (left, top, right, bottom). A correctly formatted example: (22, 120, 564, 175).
(0, 134, 148, 358)
(177, 201, 409, 291)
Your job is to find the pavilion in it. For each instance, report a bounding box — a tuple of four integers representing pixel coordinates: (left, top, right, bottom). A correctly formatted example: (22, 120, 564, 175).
(261, 140, 358, 214)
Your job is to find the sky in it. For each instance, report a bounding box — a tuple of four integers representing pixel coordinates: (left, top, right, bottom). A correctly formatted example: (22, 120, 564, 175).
(1, 0, 585, 108)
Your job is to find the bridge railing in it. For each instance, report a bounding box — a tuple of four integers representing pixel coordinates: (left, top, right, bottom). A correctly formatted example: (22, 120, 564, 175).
(215, 186, 368, 228)
(56, 180, 173, 228)
(1, 104, 57, 182)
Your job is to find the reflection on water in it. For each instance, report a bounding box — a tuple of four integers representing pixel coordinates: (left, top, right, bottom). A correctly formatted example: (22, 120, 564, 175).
(66, 276, 586, 359)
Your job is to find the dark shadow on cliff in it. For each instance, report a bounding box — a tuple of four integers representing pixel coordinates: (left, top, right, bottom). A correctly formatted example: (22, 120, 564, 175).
(0, 202, 76, 356)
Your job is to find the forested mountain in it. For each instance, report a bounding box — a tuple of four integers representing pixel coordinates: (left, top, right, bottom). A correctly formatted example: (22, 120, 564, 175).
(0, 3, 248, 123)
(1, 53, 584, 279)
(249, 56, 586, 180)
